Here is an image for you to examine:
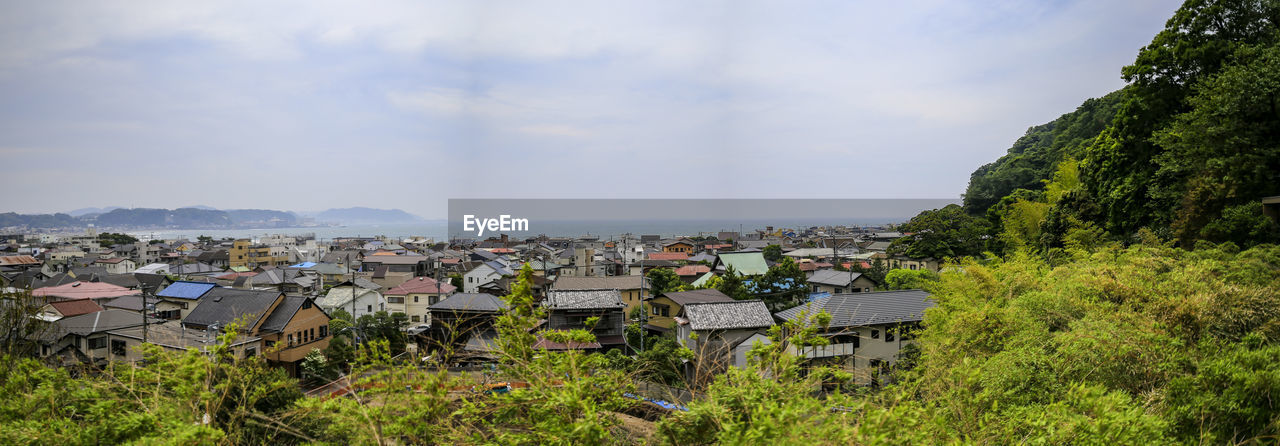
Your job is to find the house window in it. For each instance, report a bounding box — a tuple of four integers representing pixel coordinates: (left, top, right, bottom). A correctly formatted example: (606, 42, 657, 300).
(245, 347, 257, 357)
(319, 326, 328, 338)
(886, 328, 895, 342)
(310, 328, 315, 340)
(302, 299, 312, 309)
(835, 287, 844, 293)
(412, 315, 420, 322)
(288, 334, 294, 346)
(88, 337, 107, 350)
(367, 305, 373, 313)
(413, 296, 419, 303)
(871, 329, 879, 339)
(111, 340, 127, 356)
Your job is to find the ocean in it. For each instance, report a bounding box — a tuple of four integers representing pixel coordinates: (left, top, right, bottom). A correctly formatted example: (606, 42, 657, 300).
(127, 217, 906, 242)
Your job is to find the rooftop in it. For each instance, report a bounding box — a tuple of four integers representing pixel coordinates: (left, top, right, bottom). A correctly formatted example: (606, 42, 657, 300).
(544, 289, 624, 310)
(682, 300, 774, 331)
(775, 289, 934, 327)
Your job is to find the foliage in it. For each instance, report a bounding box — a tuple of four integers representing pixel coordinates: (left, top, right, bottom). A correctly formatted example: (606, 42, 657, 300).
(888, 204, 992, 259)
(713, 265, 752, 300)
(883, 268, 940, 291)
(0, 290, 53, 358)
(353, 311, 408, 354)
(97, 232, 139, 246)
(751, 257, 810, 312)
(646, 267, 684, 297)
(762, 244, 783, 262)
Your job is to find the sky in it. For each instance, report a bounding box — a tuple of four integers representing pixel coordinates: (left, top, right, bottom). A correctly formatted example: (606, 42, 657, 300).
(0, 0, 1184, 219)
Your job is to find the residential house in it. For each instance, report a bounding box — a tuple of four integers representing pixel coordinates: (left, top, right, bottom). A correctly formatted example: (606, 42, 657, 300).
(32, 281, 139, 304)
(542, 289, 627, 350)
(92, 257, 135, 274)
(154, 281, 219, 320)
(426, 292, 509, 359)
(316, 279, 386, 319)
(229, 239, 289, 269)
(552, 275, 647, 319)
(384, 277, 457, 325)
(36, 299, 104, 322)
(675, 300, 774, 381)
(774, 290, 933, 385)
(662, 239, 696, 254)
(645, 288, 735, 330)
(359, 254, 429, 277)
(39, 309, 153, 366)
(807, 269, 877, 294)
(463, 261, 513, 293)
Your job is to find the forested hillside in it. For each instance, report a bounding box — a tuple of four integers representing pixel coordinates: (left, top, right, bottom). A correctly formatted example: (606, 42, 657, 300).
(948, 0, 1280, 256)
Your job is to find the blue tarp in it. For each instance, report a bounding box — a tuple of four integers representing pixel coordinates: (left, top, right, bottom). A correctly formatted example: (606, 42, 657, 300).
(622, 392, 688, 412)
(807, 291, 832, 302)
(156, 281, 217, 299)
(289, 262, 317, 268)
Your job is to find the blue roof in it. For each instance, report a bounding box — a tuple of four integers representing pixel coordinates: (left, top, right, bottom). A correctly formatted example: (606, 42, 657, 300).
(157, 281, 217, 300)
(289, 262, 317, 268)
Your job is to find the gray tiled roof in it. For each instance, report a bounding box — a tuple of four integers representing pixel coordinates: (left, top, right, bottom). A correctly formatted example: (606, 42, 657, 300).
(775, 289, 933, 327)
(430, 293, 509, 313)
(183, 287, 281, 330)
(807, 269, 864, 287)
(683, 300, 774, 331)
(258, 295, 310, 333)
(544, 289, 624, 310)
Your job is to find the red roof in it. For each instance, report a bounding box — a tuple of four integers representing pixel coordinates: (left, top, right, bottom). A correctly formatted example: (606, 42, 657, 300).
(0, 255, 40, 266)
(674, 265, 711, 276)
(48, 299, 104, 317)
(385, 277, 457, 295)
(648, 252, 689, 261)
(32, 282, 139, 301)
(489, 248, 515, 254)
(214, 271, 258, 280)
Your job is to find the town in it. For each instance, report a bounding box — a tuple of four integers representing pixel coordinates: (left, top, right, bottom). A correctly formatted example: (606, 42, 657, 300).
(0, 223, 937, 392)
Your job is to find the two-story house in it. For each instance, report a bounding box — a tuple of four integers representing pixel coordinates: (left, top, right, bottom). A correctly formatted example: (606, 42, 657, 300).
(552, 275, 647, 319)
(773, 289, 933, 386)
(541, 289, 626, 351)
(675, 299, 775, 383)
(646, 288, 735, 330)
(807, 269, 877, 294)
(385, 277, 457, 325)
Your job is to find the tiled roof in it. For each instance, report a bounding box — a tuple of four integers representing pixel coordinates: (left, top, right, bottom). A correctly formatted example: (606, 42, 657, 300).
(53, 309, 149, 337)
(48, 299, 104, 317)
(682, 300, 774, 331)
(258, 295, 311, 333)
(648, 252, 689, 261)
(553, 275, 644, 291)
(659, 289, 735, 306)
(430, 293, 508, 313)
(385, 277, 456, 295)
(0, 255, 40, 266)
(775, 290, 933, 327)
(32, 281, 139, 300)
(807, 270, 865, 287)
(183, 288, 281, 330)
(674, 265, 710, 276)
(544, 289, 624, 310)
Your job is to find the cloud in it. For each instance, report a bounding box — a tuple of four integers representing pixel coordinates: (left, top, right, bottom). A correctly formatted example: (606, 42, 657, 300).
(0, 0, 1185, 217)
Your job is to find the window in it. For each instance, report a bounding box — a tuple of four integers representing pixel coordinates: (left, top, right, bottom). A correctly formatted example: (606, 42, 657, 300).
(413, 296, 419, 303)
(835, 287, 843, 293)
(319, 326, 328, 338)
(245, 347, 257, 357)
(886, 327, 895, 342)
(288, 334, 294, 346)
(88, 337, 107, 350)
(871, 329, 879, 339)
(302, 299, 312, 309)
(310, 328, 315, 340)
(111, 340, 127, 356)
(412, 315, 420, 322)
(367, 305, 373, 313)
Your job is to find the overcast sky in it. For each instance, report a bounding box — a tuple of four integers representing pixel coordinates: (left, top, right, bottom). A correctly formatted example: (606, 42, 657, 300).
(0, 0, 1182, 218)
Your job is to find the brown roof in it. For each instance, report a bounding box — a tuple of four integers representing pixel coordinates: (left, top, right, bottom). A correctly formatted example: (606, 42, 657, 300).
(552, 275, 644, 291)
(48, 299, 104, 317)
(674, 265, 711, 276)
(0, 255, 40, 266)
(648, 252, 689, 261)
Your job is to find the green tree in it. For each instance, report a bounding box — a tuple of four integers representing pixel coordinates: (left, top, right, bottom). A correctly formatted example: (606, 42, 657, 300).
(889, 204, 992, 259)
(883, 268, 939, 291)
(753, 257, 810, 312)
(762, 244, 783, 262)
(646, 267, 684, 296)
(714, 265, 751, 300)
(96, 232, 139, 246)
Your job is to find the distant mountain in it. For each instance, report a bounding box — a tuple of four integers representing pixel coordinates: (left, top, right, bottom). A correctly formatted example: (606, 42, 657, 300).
(95, 208, 232, 228)
(181, 205, 218, 211)
(226, 209, 298, 226)
(315, 207, 422, 224)
(66, 206, 121, 217)
(0, 212, 80, 228)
